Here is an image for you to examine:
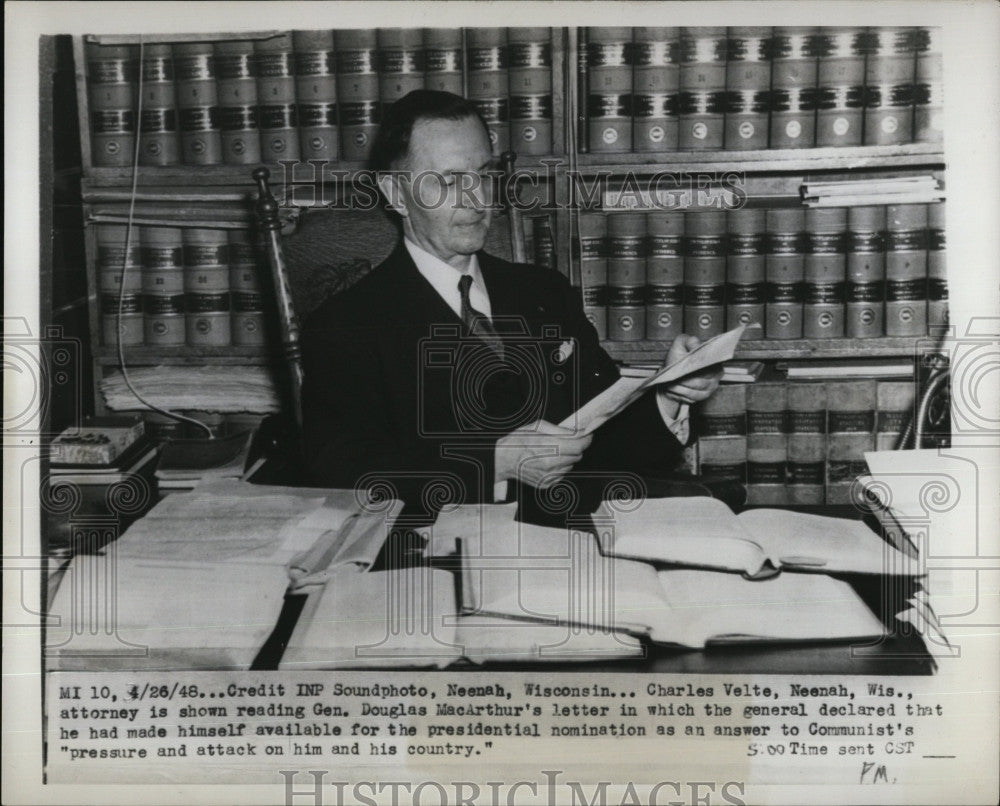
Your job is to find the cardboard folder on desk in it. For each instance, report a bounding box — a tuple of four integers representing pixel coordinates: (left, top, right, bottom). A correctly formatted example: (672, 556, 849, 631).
(46, 481, 401, 671)
(450, 505, 886, 649)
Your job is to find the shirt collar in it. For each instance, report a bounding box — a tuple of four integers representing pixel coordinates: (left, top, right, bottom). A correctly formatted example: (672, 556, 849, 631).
(403, 237, 491, 318)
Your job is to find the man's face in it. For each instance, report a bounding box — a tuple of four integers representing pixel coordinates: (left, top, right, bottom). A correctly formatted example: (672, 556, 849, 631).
(388, 115, 494, 268)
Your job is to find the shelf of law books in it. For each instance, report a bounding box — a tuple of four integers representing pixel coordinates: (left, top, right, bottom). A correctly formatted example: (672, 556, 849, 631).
(688, 365, 949, 507)
(78, 27, 566, 177)
(74, 26, 947, 456)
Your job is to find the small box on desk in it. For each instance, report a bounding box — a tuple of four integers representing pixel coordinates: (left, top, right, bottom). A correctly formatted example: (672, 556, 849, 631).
(50, 415, 144, 465)
(46, 437, 160, 553)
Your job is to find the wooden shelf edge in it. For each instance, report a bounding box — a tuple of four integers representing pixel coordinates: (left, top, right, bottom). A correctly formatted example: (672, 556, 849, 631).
(82, 154, 567, 189)
(94, 347, 277, 366)
(605, 336, 929, 362)
(577, 144, 945, 174)
(86, 31, 284, 45)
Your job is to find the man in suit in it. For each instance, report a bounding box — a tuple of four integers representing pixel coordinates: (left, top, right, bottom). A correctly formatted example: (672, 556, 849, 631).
(301, 90, 721, 517)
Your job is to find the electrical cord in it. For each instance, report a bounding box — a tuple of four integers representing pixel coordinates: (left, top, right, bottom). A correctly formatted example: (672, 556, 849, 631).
(114, 36, 213, 439)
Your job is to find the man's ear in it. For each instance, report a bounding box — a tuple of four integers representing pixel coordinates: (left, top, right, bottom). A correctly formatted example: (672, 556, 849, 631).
(377, 172, 408, 218)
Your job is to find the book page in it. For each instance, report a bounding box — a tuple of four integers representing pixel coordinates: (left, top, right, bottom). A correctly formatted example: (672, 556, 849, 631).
(462, 524, 668, 638)
(736, 508, 922, 575)
(46, 558, 289, 671)
(280, 567, 459, 670)
(595, 497, 774, 577)
(656, 570, 886, 648)
(455, 616, 645, 664)
(116, 481, 362, 565)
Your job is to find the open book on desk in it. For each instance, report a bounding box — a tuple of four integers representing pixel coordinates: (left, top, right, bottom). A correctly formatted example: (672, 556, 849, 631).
(455, 515, 885, 649)
(46, 481, 402, 671)
(594, 496, 923, 579)
(280, 564, 644, 670)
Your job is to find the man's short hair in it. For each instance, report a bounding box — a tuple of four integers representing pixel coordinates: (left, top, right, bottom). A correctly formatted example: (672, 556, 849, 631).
(369, 90, 491, 172)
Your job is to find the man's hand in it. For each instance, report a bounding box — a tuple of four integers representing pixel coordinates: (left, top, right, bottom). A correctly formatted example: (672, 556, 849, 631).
(657, 334, 724, 417)
(495, 420, 593, 489)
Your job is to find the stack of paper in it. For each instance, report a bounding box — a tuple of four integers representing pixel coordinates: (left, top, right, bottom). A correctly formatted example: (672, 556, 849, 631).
(779, 358, 914, 379)
(100, 365, 281, 413)
(801, 175, 945, 207)
(46, 481, 400, 670)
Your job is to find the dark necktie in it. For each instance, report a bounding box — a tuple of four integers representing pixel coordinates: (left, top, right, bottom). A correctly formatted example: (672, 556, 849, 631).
(458, 274, 504, 358)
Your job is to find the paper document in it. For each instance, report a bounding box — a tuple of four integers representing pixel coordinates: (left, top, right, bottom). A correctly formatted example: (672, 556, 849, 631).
(561, 325, 746, 434)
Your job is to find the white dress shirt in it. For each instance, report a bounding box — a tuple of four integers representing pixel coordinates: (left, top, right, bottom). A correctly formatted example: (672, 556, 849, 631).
(404, 238, 689, 500)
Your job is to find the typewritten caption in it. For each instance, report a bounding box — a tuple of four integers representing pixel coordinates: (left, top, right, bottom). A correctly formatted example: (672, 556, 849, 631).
(45, 672, 956, 787)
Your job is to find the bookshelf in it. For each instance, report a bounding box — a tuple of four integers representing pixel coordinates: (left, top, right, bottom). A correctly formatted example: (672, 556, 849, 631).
(70, 26, 949, 475)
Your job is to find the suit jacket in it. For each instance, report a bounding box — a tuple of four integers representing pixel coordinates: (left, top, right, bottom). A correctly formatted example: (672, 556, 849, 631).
(300, 243, 684, 514)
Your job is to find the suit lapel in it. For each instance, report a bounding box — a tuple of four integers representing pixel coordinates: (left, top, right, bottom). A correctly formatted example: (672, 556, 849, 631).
(383, 242, 464, 331)
(478, 251, 547, 339)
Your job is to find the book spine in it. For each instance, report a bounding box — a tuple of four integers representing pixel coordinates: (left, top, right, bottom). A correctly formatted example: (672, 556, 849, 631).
(884, 203, 928, 336)
(97, 224, 143, 346)
(726, 207, 766, 332)
(508, 27, 553, 156)
(645, 210, 684, 340)
(927, 201, 947, 329)
(825, 379, 876, 504)
(697, 436, 748, 482)
(173, 42, 223, 165)
(746, 381, 789, 504)
(803, 207, 847, 338)
(586, 27, 633, 153)
(683, 210, 727, 339)
(576, 27, 589, 152)
(678, 26, 727, 150)
(183, 228, 231, 347)
(845, 205, 886, 337)
(696, 383, 748, 436)
(228, 229, 267, 347)
(578, 211, 608, 339)
(695, 384, 747, 482)
(293, 29, 338, 162)
(814, 27, 866, 147)
(467, 28, 510, 155)
(913, 27, 943, 144)
(724, 26, 771, 150)
(87, 43, 137, 167)
(532, 215, 557, 271)
(863, 27, 915, 146)
(607, 213, 647, 341)
(876, 379, 916, 451)
(140, 226, 186, 346)
(378, 28, 425, 105)
(787, 382, 826, 504)
(138, 43, 180, 165)
(632, 27, 680, 152)
(765, 208, 805, 339)
(769, 27, 818, 148)
(423, 28, 464, 95)
(256, 32, 300, 162)
(335, 29, 380, 162)
(215, 40, 262, 165)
